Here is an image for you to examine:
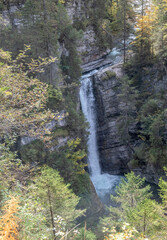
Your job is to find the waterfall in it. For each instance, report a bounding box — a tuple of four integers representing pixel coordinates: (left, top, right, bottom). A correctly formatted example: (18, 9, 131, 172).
(80, 71, 100, 176)
(79, 19, 136, 203)
(80, 69, 120, 204)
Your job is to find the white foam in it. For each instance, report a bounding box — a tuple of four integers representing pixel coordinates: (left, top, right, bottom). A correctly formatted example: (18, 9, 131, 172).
(80, 75, 121, 203)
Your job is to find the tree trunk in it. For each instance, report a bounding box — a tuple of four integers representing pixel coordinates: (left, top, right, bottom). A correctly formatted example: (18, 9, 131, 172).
(143, 209, 146, 234)
(48, 187, 56, 240)
(123, 0, 126, 63)
(140, 0, 144, 60)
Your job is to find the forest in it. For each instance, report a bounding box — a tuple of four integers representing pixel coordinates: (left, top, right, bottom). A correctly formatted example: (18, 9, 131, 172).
(1, 0, 167, 239)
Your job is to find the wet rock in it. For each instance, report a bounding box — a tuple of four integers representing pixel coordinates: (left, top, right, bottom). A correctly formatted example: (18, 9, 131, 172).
(92, 63, 166, 184)
(92, 64, 131, 174)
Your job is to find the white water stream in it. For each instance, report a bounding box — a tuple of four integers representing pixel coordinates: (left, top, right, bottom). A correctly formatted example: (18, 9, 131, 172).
(79, 2, 140, 203)
(80, 67, 121, 203)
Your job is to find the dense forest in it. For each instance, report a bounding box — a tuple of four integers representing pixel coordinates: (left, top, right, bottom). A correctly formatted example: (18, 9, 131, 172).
(1, 0, 167, 239)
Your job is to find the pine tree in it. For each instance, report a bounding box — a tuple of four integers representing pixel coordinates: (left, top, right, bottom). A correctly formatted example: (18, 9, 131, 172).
(152, 0, 167, 62)
(150, 168, 167, 239)
(107, 0, 134, 62)
(28, 166, 84, 239)
(159, 168, 167, 207)
(100, 172, 160, 237)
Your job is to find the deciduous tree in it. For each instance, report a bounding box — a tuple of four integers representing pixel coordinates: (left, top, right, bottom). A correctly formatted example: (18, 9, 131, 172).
(0, 47, 56, 140)
(0, 195, 19, 240)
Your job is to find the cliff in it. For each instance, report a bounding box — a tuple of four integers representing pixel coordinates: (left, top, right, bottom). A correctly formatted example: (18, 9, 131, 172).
(93, 64, 130, 174)
(92, 62, 167, 184)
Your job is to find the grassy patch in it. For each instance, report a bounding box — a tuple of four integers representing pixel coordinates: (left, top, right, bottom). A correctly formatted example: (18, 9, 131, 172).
(101, 71, 116, 81)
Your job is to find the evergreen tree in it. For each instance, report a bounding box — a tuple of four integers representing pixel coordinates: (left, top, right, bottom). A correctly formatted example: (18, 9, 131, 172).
(107, 0, 134, 62)
(152, 0, 167, 62)
(27, 165, 84, 239)
(100, 172, 160, 237)
(158, 168, 167, 216)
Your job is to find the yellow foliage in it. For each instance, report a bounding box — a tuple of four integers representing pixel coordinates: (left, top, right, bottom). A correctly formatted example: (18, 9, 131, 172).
(135, 5, 157, 38)
(103, 223, 148, 240)
(110, 1, 118, 19)
(0, 47, 57, 140)
(4, 91, 12, 96)
(66, 138, 87, 174)
(0, 196, 19, 240)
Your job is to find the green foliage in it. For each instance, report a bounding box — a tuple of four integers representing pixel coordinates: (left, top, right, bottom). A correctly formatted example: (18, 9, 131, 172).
(100, 172, 162, 238)
(48, 138, 90, 195)
(133, 143, 148, 162)
(47, 85, 64, 110)
(65, 92, 89, 136)
(140, 99, 159, 117)
(52, 127, 68, 138)
(18, 165, 84, 239)
(119, 60, 167, 167)
(74, 227, 97, 240)
(159, 168, 167, 208)
(0, 134, 23, 194)
(151, 168, 167, 239)
(0, 0, 82, 84)
(128, 158, 139, 168)
(73, 17, 89, 32)
(60, 23, 82, 82)
(138, 108, 167, 166)
(0, 47, 56, 140)
(66, 138, 87, 175)
(0, 6, 92, 238)
(25, 165, 84, 237)
(101, 71, 116, 81)
(112, 172, 152, 208)
(19, 194, 53, 240)
(20, 140, 46, 164)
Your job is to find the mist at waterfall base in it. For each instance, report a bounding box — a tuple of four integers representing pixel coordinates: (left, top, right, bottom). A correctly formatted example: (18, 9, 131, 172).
(80, 70, 121, 205)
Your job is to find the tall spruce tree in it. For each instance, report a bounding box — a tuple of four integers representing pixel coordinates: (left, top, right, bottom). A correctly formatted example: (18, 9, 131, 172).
(100, 172, 161, 237)
(27, 166, 84, 239)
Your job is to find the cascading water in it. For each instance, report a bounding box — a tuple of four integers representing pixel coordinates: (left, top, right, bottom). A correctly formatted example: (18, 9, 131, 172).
(80, 70, 100, 176)
(79, 8, 138, 203)
(80, 69, 120, 204)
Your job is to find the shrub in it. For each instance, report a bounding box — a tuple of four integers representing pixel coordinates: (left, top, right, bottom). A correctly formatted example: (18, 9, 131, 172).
(101, 71, 116, 81)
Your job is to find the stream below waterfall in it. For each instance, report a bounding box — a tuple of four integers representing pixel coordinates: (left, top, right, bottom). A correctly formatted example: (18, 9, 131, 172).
(80, 49, 125, 204)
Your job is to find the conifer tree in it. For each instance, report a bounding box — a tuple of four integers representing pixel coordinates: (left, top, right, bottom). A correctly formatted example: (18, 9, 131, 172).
(100, 172, 160, 237)
(152, 0, 167, 62)
(109, 0, 134, 62)
(28, 166, 84, 239)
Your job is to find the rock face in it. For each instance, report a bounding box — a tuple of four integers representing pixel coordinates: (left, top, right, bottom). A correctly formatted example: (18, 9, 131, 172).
(77, 26, 109, 64)
(1, 0, 109, 67)
(91, 64, 165, 184)
(92, 64, 131, 174)
(66, 0, 110, 64)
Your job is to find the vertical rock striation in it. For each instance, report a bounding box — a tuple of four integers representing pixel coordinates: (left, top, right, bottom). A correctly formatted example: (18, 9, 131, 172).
(93, 64, 130, 174)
